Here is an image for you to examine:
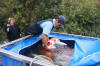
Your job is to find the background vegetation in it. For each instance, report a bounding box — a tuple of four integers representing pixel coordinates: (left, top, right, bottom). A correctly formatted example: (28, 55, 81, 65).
(0, 0, 100, 43)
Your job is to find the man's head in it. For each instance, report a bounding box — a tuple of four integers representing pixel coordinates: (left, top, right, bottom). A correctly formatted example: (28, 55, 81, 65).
(55, 16, 66, 28)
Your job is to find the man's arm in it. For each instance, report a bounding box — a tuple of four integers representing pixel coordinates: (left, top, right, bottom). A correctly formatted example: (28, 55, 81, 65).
(41, 21, 53, 49)
(42, 34, 49, 49)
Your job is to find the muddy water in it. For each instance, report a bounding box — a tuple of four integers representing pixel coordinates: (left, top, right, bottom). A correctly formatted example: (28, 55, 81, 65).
(22, 45, 73, 66)
(37, 46, 73, 66)
(52, 48, 73, 66)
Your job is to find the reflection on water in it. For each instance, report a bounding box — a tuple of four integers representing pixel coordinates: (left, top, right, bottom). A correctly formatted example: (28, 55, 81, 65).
(24, 46, 73, 66)
(40, 47, 73, 66)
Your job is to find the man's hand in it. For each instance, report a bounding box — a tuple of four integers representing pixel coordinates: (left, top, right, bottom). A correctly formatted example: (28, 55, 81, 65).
(42, 34, 49, 49)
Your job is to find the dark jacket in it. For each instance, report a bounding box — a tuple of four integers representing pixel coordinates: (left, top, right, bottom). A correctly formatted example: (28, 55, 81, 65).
(5, 24, 21, 41)
(25, 19, 54, 35)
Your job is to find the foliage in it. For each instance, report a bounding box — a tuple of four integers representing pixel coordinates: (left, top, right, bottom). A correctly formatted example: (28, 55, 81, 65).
(0, 0, 100, 43)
